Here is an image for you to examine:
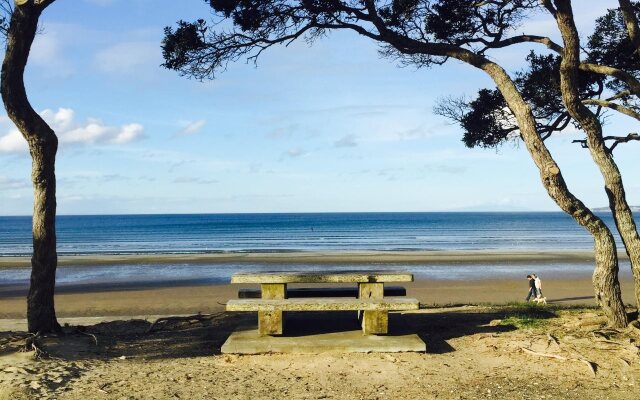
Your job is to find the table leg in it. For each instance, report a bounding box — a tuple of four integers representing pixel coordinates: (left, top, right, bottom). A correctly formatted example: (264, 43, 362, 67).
(358, 283, 387, 335)
(258, 283, 286, 336)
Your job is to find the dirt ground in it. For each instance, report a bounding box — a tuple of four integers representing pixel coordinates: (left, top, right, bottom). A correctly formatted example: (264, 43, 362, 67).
(1, 305, 640, 400)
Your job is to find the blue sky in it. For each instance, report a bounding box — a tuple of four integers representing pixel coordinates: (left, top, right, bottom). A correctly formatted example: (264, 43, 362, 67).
(0, 0, 638, 215)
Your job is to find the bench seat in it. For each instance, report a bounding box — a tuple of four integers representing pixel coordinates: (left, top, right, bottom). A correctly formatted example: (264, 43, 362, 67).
(227, 297, 419, 312)
(238, 286, 407, 299)
(231, 271, 413, 284)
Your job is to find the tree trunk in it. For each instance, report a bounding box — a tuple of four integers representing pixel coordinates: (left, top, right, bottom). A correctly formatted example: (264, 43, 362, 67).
(1, 0, 60, 333)
(386, 34, 629, 327)
(553, 0, 640, 318)
(478, 61, 628, 328)
(27, 136, 59, 333)
(618, 0, 640, 55)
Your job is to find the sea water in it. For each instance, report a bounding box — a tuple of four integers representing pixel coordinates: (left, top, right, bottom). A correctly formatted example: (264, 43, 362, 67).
(0, 212, 634, 287)
(0, 212, 628, 256)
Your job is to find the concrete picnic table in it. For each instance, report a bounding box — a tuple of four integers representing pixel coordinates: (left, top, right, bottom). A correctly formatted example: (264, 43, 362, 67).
(227, 271, 418, 335)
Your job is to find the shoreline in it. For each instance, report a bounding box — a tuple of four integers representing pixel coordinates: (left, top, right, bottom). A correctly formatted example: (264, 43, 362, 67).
(1, 276, 637, 319)
(0, 249, 627, 268)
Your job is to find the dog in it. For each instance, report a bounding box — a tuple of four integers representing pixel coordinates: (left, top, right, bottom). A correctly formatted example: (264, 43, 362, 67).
(532, 295, 547, 305)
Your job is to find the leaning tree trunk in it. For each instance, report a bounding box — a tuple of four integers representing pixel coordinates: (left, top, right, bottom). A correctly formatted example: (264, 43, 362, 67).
(553, 0, 640, 316)
(1, 0, 60, 333)
(387, 35, 628, 326)
(483, 63, 628, 327)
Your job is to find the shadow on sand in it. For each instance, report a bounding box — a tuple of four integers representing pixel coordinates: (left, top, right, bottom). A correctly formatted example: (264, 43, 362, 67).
(0, 306, 563, 361)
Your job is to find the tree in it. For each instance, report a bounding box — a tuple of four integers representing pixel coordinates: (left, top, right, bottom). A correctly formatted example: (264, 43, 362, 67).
(437, 1, 640, 314)
(162, 0, 629, 326)
(1, 0, 60, 333)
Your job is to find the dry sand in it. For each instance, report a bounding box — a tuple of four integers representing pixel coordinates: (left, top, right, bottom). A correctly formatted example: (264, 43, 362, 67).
(2, 306, 640, 400)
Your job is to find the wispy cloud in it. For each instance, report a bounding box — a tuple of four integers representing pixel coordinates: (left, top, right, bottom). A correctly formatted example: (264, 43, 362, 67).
(94, 41, 160, 76)
(333, 134, 358, 148)
(172, 176, 219, 184)
(282, 148, 307, 159)
(0, 176, 30, 190)
(30, 30, 75, 78)
(0, 108, 144, 154)
(177, 119, 207, 136)
(58, 172, 130, 186)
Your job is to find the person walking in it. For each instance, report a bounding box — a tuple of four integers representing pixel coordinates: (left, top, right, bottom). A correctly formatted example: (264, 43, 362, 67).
(533, 274, 543, 298)
(525, 275, 537, 301)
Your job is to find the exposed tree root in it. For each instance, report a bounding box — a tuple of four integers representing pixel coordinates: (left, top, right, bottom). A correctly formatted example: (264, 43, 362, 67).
(146, 313, 214, 334)
(74, 327, 98, 346)
(521, 347, 597, 376)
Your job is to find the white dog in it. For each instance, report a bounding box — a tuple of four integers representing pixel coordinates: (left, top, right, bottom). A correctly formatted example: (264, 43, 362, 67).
(532, 295, 547, 305)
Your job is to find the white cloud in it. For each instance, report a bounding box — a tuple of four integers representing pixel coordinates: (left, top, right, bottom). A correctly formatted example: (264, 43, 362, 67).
(178, 119, 207, 136)
(0, 108, 144, 154)
(94, 41, 160, 75)
(0, 128, 28, 154)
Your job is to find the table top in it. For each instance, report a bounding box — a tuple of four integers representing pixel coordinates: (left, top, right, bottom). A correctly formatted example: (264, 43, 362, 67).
(230, 271, 414, 284)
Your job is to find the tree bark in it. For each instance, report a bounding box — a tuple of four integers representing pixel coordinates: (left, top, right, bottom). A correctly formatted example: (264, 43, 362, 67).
(553, 0, 640, 320)
(618, 0, 640, 55)
(1, 0, 60, 333)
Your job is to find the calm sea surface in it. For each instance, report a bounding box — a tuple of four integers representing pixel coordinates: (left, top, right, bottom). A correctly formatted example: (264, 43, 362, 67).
(0, 212, 635, 286)
(0, 212, 632, 256)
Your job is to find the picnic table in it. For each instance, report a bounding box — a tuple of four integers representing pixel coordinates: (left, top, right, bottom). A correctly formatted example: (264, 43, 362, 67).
(227, 271, 419, 336)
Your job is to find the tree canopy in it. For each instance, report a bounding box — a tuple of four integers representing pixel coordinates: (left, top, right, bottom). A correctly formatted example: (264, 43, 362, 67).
(435, 3, 640, 152)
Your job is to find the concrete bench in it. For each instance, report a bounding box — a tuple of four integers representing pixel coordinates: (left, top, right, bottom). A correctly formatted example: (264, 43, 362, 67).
(227, 271, 417, 336)
(227, 297, 419, 311)
(237, 286, 407, 298)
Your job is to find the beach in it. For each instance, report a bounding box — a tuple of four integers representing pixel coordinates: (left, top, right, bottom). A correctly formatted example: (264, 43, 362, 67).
(2, 238, 640, 399)
(0, 250, 636, 320)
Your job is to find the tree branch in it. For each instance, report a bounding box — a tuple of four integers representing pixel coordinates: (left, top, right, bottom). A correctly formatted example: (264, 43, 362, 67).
(582, 98, 640, 121)
(572, 133, 640, 152)
(580, 63, 640, 97)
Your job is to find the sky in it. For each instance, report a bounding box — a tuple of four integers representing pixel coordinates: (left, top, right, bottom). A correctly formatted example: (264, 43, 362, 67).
(0, 0, 638, 215)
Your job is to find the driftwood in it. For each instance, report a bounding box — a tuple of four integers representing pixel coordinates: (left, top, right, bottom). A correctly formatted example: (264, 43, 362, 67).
(521, 347, 597, 376)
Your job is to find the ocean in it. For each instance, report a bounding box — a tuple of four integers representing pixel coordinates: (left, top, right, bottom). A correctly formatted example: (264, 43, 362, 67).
(0, 212, 629, 256)
(0, 212, 635, 288)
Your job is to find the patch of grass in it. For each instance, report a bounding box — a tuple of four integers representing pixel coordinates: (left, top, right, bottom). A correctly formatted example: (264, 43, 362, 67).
(499, 315, 548, 330)
(497, 302, 558, 330)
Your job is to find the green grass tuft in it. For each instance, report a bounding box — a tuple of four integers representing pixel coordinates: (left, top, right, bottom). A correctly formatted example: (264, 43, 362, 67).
(497, 302, 557, 330)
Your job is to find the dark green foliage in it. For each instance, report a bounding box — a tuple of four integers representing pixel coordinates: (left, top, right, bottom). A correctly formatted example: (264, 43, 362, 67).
(161, 1, 538, 79)
(587, 3, 640, 92)
(459, 89, 511, 148)
(161, 20, 208, 72)
(440, 2, 640, 150)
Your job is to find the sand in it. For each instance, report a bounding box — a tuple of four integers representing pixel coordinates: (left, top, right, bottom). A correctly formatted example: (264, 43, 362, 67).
(2, 306, 640, 399)
(2, 251, 640, 399)
(0, 249, 628, 269)
(0, 250, 637, 319)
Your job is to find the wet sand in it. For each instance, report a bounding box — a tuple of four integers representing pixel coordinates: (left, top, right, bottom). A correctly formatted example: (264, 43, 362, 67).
(0, 277, 636, 319)
(0, 250, 636, 319)
(0, 249, 627, 269)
